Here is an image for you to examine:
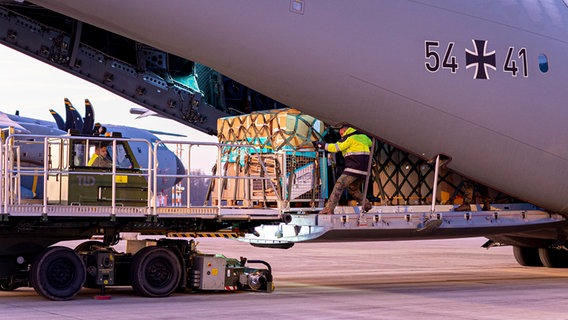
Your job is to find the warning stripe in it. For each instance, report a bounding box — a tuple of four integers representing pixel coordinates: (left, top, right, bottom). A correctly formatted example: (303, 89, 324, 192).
(166, 232, 241, 238)
(225, 286, 237, 291)
(106, 232, 243, 238)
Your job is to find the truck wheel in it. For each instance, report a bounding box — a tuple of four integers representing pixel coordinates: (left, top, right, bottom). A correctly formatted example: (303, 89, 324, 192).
(538, 247, 568, 268)
(512, 246, 543, 267)
(131, 246, 181, 297)
(30, 246, 86, 300)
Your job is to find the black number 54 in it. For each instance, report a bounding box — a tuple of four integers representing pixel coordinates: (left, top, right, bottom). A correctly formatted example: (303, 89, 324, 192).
(425, 41, 459, 73)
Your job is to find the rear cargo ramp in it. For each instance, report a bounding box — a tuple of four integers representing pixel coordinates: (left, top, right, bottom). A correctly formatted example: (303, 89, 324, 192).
(241, 204, 567, 246)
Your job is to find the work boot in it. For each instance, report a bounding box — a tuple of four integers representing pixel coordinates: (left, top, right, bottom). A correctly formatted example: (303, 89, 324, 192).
(363, 200, 372, 213)
(454, 203, 471, 212)
(319, 207, 333, 214)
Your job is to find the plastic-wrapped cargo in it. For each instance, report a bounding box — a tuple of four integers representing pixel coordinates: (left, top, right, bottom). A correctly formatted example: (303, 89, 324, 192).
(212, 109, 327, 207)
(217, 108, 324, 150)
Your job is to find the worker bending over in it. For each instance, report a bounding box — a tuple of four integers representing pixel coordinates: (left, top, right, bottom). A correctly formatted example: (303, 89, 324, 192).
(313, 125, 373, 214)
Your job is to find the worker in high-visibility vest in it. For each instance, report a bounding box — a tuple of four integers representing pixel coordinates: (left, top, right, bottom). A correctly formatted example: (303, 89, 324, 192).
(313, 125, 373, 214)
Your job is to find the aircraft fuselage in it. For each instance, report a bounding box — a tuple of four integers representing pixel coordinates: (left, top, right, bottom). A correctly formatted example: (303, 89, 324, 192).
(28, 0, 568, 213)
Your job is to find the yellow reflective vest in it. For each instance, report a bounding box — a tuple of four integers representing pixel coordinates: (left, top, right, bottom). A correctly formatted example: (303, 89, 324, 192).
(324, 127, 372, 177)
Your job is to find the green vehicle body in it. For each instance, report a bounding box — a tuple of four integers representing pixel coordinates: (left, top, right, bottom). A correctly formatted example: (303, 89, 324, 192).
(47, 136, 149, 206)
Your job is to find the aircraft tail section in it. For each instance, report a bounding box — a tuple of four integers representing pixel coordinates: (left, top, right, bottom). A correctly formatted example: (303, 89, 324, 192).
(64, 98, 83, 132)
(49, 109, 65, 131)
(82, 99, 95, 134)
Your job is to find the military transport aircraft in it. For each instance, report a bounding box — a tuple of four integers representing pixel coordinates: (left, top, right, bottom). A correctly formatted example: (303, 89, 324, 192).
(18, 0, 565, 210)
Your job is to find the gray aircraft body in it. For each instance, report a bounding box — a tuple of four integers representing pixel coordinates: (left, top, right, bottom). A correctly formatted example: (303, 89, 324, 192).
(24, 0, 568, 215)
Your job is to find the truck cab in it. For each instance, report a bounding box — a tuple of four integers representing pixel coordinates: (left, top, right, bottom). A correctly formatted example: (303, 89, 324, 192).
(46, 133, 149, 206)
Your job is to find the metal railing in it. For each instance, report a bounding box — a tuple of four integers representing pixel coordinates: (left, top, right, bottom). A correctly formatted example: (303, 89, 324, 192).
(153, 140, 284, 215)
(0, 133, 283, 218)
(1, 134, 153, 216)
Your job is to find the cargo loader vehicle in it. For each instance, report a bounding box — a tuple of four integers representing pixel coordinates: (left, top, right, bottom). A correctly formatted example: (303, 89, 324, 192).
(0, 131, 282, 300)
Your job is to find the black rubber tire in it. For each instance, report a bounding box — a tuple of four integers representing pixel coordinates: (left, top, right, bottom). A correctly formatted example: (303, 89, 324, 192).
(30, 246, 86, 300)
(512, 246, 543, 267)
(131, 246, 181, 297)
(538, 247, 568, 268)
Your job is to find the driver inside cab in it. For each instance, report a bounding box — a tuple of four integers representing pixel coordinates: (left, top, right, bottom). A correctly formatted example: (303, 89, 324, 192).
(88, 145, 112, 167)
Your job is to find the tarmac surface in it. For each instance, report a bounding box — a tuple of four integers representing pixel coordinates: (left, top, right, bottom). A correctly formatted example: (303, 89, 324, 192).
(1, 237, 568, 320)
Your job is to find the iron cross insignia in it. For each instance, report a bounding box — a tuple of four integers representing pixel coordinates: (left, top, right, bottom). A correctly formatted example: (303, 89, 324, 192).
(466, 40, 496, 80)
